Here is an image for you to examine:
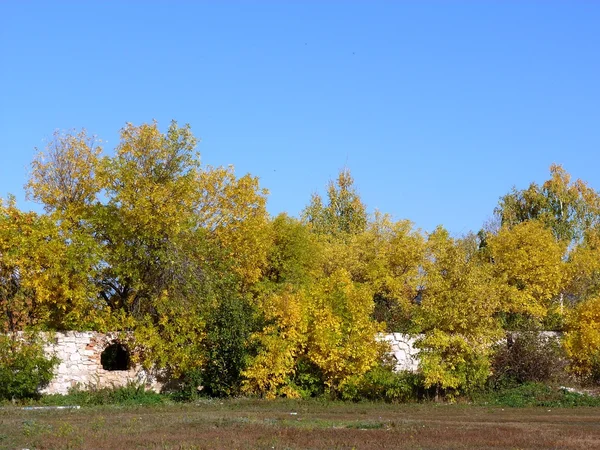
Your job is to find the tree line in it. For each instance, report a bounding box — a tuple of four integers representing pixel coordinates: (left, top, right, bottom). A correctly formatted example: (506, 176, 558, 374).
(1, 120, 599, 398)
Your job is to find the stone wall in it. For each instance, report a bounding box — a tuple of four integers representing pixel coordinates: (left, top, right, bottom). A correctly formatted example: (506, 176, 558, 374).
(380, 333, 420, 372)
(39, 332, 421, 395)
(41, 331, 162, 395)
(38, 331, 562, 394)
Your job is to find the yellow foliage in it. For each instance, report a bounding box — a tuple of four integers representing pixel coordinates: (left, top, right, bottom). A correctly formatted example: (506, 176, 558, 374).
(307, 269, 385, 390)
(27, 129, 103, 215)
(566, 230, 600, 302)
(242, 288, 308, 398)
(415, 228, 502, 391)
(0, 199, 103, 331)
(357, 213, 425, 320)
(563, 296, 600, 377)
(244, 269, 385, 396)
(488, 221, 566, 319)
(197, 166, 270, 287)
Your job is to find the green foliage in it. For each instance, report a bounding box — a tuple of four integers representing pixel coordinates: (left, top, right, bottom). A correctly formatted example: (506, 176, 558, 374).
(202, 295, 256, 397)
(168, 368, 205, 402)
(289, 357, 325, 399)
(495, 164, 600, 244)
(0, 335, 58, 401)
(339, 365, 420, 402)
(475, 382, 600, 407)
(40, 382, 164, 406)
(303, 168, 367, 237)
(264, 214, 320, 287)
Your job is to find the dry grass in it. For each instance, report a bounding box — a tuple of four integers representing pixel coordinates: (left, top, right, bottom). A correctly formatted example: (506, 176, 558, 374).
(1, 399, 600, 449)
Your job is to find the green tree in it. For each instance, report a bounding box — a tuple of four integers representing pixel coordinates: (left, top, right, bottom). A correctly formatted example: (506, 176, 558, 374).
(303, 168, 367, 237)
(0, 334, 59, 400)
(496, 164, 600, 244)
(263, 214, 321, 288)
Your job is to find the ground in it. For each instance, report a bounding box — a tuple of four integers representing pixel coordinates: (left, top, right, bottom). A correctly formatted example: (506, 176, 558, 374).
(2, 399, 600, 449)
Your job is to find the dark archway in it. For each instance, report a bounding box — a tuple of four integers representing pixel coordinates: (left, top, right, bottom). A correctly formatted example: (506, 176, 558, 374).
(100, 343, 130, 371)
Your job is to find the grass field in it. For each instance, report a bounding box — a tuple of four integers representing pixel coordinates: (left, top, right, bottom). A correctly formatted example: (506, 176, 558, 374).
(2, 399, 600, 449)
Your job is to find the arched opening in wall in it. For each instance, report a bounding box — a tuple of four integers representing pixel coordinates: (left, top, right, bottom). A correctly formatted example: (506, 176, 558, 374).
(101, 343, 130, 371)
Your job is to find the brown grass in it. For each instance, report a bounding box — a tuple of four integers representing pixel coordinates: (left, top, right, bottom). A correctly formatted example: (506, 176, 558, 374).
(2, 399, 600, 449)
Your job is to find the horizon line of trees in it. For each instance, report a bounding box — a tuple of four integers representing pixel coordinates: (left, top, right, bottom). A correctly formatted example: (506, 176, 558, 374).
(2, 120, 600, 397)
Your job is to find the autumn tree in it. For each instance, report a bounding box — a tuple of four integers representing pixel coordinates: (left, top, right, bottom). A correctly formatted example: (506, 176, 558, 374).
(242, 287, 310, 398)
(0, 198, 103, 332)
(196, 165, 270, 289)
(243, 269, 385, 398)
(565, 230, 600, 303)
(305, 269, 385, 391)
(492, 165, 598, 321)
(302, 168, 367, 238)
(496, 164, 600, 244)
(414, 228, 501, 394)
(27, 129, 103, 218)
(243, 171, 387, 398)
(25, 121, 269, 390)
(94, 121, 202, 317)
(563, 295, 600, 382)
(358, 213, 425, 332)
(487, 221, 566, 326)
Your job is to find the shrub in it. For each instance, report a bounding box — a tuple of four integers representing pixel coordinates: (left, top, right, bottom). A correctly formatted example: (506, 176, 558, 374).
(290, 357, 325, 399)
(339, 364, 420, 402)
(0, 334, 58, 401)
(167, 368, 205, 402)
(490, 332, 567, 389)
(475, 382, 600, 407)
(41, 382, 164, 406)
(201, 295, 256, 397)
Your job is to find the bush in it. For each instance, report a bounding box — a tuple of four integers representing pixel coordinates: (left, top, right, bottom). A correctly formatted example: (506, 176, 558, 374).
(490, 332, 567, 388)
(339, 364, 420, 402)
(201, 295, 256, 397)
(41, 382, 164, 406)
(474, 382, 600, 407)
(290, 357, 325, 399)
(0, 334, 58, 401)
(168, 368, 204, 402)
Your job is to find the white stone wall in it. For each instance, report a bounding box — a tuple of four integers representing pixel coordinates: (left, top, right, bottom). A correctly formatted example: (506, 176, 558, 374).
(41, 331, 162, 395)
(40, 332, 420, 395)
(37, 331, 562, 395)
(380, 333, 420, 372)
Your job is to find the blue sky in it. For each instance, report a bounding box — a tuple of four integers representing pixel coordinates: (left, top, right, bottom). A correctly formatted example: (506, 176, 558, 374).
(1, 1, 599, 235)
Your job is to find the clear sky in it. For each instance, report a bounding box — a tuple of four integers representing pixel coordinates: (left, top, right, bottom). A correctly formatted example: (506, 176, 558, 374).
(1, 1, 599, 235)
